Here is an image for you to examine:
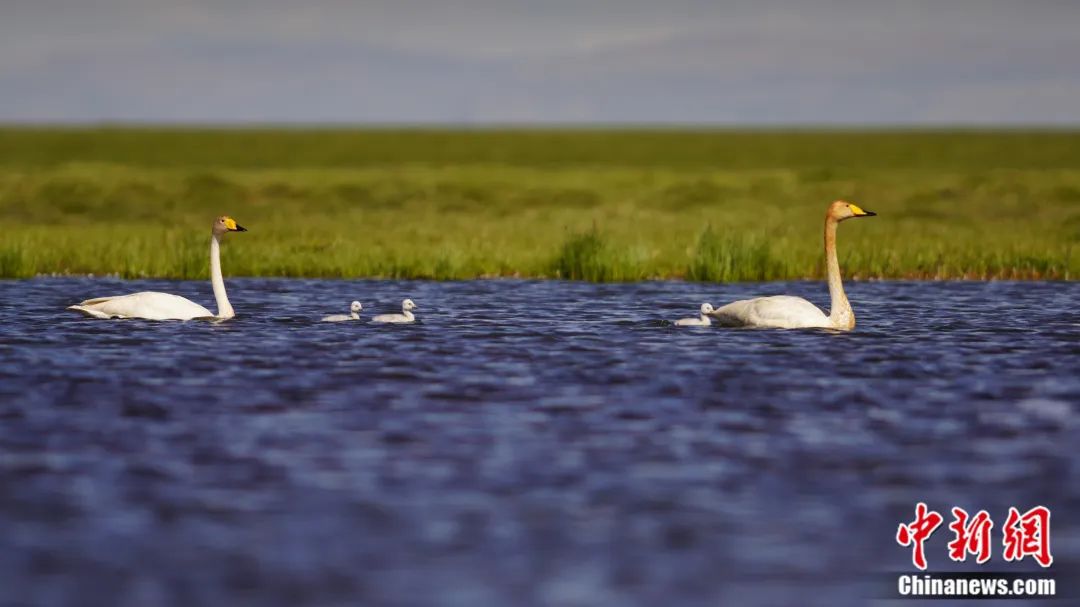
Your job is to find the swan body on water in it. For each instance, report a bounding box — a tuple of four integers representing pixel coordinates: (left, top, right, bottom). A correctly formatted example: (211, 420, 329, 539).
(674, 303, 714, 327)
(322, 301, 363, 322)
(67, 216, 247, 321)
(709, 200, 876, 330)
(371, 299, 417, 324)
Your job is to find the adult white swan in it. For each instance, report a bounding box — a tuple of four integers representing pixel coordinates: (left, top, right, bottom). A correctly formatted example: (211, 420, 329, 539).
(67, 216, 248, 320)
(674, 303, 714, 327)
(322, 301, 363, 322)
(371, 299, 417, 324)
(708, 200, 875, 330)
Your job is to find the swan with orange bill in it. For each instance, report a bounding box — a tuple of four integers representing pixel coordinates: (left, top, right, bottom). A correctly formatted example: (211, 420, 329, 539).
(67, 215, 248, 321)
(708, 200, 876, 330)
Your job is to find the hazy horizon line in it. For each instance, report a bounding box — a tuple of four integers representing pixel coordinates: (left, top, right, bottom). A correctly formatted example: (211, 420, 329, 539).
(3, 121, 1080, 132)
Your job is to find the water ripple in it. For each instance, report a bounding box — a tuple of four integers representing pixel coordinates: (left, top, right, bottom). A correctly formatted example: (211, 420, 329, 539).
(0, 278, 1077, 606)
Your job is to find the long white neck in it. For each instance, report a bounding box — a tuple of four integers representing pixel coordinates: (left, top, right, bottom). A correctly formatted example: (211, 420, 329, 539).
(402, 310, 414, 321)
(824, 217, 853, 330)
(210, 234, 234, 319)
(699, 313, 712, 325)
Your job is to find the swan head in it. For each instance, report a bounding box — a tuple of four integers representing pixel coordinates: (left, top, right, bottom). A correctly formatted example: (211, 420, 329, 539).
(350, 301, 363, 313)
(213, 215, 247, 236)
(402, 299, 417, 312)
(829, 200, 876, 222)
(699, 303, 715, 315)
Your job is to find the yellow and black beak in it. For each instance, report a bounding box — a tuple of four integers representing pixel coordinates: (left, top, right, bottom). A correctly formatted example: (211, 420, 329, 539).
(233, 224, 248, 232)
(223, 217, 247, 232)
(849, 203, 877, 217)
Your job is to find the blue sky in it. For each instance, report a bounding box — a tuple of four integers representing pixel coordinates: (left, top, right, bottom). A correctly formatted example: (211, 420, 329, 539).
(2, 0, 1079, 124)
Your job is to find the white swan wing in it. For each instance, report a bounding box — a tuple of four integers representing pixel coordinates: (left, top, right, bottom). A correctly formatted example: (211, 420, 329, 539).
(321, 314, 352, 322)
(68, 291, 214, 320)
(710, 295, 829, 329)
(674, 316, 710, 327)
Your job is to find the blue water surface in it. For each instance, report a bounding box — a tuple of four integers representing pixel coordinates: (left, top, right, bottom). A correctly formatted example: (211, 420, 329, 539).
(0, 278, 1077, 606)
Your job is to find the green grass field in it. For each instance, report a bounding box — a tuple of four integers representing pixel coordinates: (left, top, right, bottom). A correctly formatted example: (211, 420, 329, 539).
(1, 128, 1077, 280)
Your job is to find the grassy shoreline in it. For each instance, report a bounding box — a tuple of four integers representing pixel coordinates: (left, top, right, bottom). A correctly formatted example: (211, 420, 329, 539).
(1, 129, 1077, 281)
